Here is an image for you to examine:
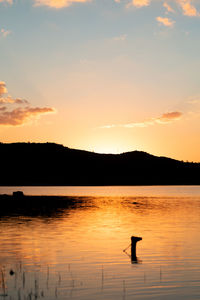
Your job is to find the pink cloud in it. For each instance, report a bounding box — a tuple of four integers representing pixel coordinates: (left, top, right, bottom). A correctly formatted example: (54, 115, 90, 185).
(0, 28, 11, 38)
(0, 0, 12, 4)
(34, 0, 91, 8)
(0, 97, 29, 104)
(163, 2, 175, 13)
(156, 16, 175, 27)
(132, 0, 150, 7)
(100, 111, 183, 129)
(0, 106, 55, 126)
(0, 82, 7, 97)
(156, 111, 182, 123)
(0, 81, 55, 126)
(178, 0, 199, 17)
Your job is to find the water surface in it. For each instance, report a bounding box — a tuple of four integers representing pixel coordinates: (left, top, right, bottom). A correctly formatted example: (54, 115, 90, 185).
(0, 186, 200, 299)
(1, 185, 200, 197)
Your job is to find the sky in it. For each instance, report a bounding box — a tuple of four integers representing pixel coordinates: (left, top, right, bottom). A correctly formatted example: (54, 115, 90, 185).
(0, 0, 200, 161)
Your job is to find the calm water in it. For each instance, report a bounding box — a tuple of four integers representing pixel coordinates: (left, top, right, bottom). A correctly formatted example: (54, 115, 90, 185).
(0, 186, 200, 299)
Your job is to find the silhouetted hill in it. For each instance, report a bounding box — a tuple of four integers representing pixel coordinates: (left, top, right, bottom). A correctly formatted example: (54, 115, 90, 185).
(0, 142, 199, 185)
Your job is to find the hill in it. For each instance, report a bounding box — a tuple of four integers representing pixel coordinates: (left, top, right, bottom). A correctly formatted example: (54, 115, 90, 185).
(0, 142, 199, 185)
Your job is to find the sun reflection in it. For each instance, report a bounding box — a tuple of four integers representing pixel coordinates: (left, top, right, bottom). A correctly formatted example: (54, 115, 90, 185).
(0, 195, 200, 300)
(1, 196, 199, 266)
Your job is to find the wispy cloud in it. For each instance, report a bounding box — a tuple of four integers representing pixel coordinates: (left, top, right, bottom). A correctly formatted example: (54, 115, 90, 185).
(187, 98, 200, 104)
(1, 0, 199, 21)
(127, 0, 199, 21)
(177, 0, 199, 17)
(131, 0, 150, 7)
(0, 28, 11, 38)
(0, 81, 55, 126)
(113, 34, 127, 41)
(156, 16, 175, 27)
(0, 82, 7, 97)
(156, 111, 182, 123)
(34, 0, 91, 8)
(0, 97, 29, 104)
(163, 2, 175, 13)
(0, 0, 13, 4)
(99, 111, 183, 129)
(0, 107, 55, 126)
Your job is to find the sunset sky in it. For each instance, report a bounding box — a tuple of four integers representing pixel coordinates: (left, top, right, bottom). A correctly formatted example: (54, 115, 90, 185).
(1, 0, 200, 161)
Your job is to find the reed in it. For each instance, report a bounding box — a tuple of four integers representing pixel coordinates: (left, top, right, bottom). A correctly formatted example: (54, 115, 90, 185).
(0, 268, 7, 297)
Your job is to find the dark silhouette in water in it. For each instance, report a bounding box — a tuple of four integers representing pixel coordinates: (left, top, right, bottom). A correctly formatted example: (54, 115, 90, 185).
(13, 191, 24, 198)
(9, 270, 15, 276)
(131, 236, 142, 263)
(123, 236, 142, 263)
(0, 192, 84, 217)
(0, 142, 199, 185)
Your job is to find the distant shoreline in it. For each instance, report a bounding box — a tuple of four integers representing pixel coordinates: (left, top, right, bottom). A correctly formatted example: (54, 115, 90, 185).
(0, 142, 199, 185)
(0, 192, 84, 216)
(1, 184, 200, 186)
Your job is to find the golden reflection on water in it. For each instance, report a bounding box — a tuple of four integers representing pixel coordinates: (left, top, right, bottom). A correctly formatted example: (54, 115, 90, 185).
(1, 193, 200, 299)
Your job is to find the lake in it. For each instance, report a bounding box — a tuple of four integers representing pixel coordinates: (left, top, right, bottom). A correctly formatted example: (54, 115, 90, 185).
(0, 186, 200, 300)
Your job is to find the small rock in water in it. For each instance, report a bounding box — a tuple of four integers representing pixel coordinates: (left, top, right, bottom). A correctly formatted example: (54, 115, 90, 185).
(13, 191, 24, 198)
(9, 269, 15, 276)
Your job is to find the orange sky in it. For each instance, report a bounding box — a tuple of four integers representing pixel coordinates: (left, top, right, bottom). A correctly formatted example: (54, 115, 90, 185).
(1, 0, 200, 161)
